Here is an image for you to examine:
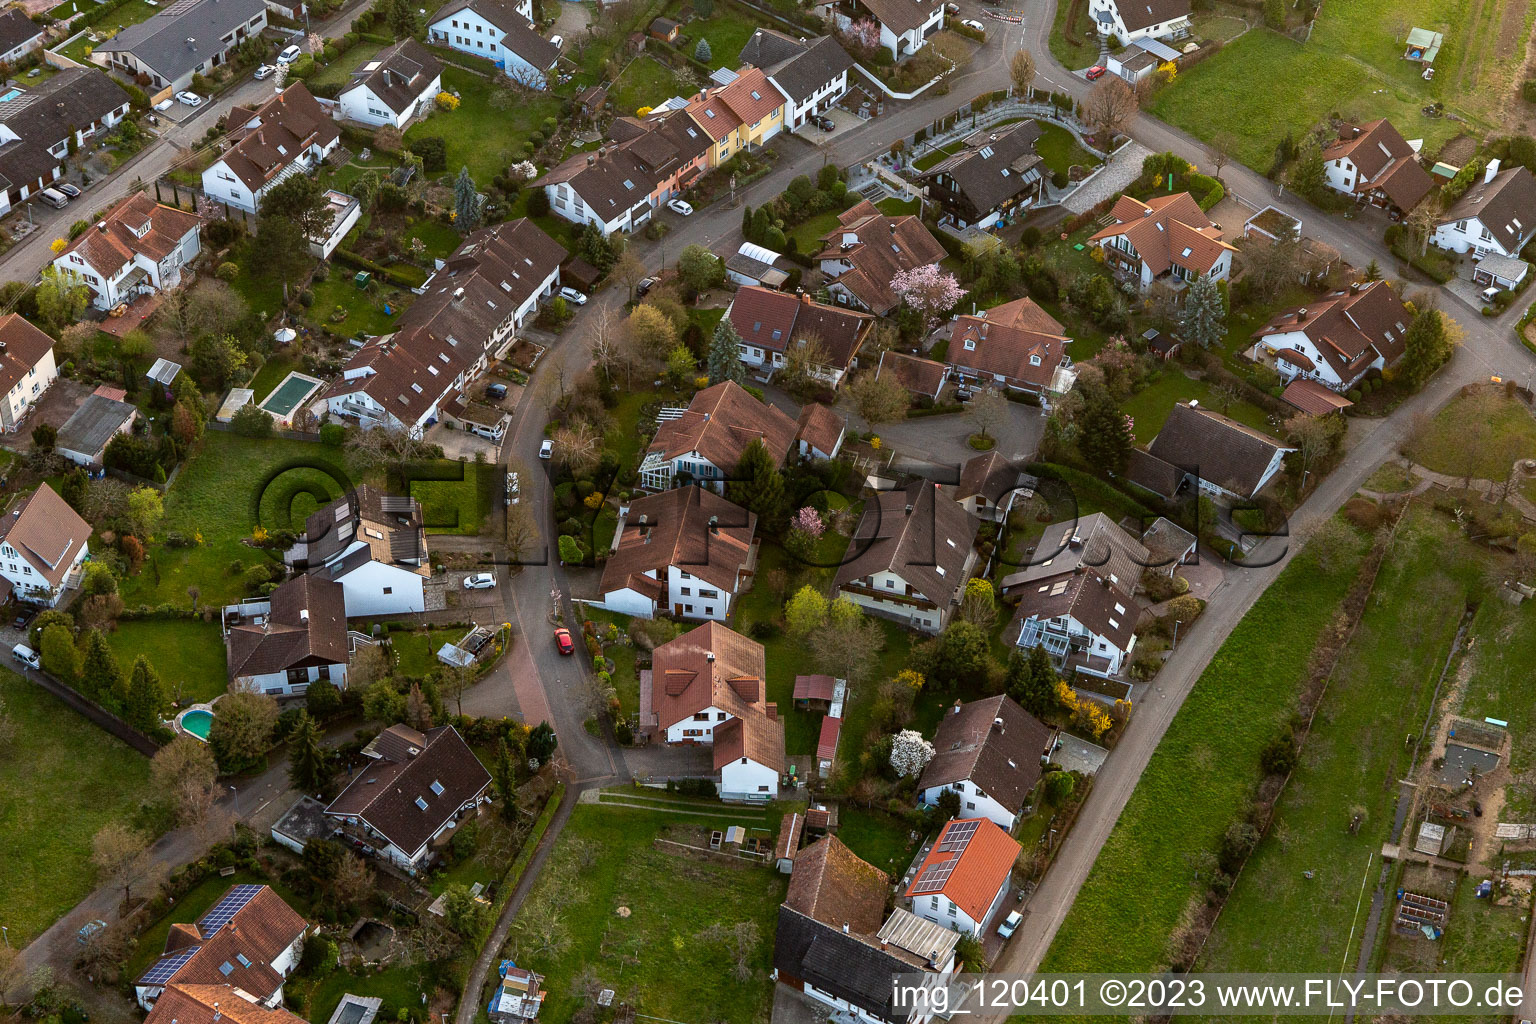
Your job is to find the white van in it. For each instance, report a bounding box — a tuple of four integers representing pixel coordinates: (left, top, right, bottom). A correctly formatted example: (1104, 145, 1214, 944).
(12, 643, 39, 669)
(37, 187, 68, 209)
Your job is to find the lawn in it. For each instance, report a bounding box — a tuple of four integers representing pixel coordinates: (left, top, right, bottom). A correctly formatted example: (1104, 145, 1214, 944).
(1034, 122, 1100, 177)
(109, 619, 229, 705)
(404, 66, 562, 182)
(402, 217, 464, 261)
(1192, 9, 1248, 43)
(877, 197, 920, 216)
(59, 0, 164, 61)
(1146, 27, 1466, 174)
(581, 609, 638, 715)
(506, 802, 786, 1023)
(1046, 0, 1099, 71)
(382, 625, 471, 677)
(1196, 510, 1481, 976)
(786, 210, 842, 257)
(308, 272, 415, 337)
(1041, 515, 1372, 972)
(1458, 589, 1536, 844)
(1405, 387, 1536, 481)
(838, 807, 920, 876)
(607, 55, 694, 119)
(0, 667, 157, 943)
(120, 433, 354, 609)
(674, 7, 764, 70)
(404, 460, 497, 535)
(306, 40, 388, 91)
(1120, 369, 1275, 444)
(309, 963, 436, 1024)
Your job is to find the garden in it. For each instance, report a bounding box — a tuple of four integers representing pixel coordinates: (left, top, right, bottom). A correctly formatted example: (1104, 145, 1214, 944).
(108, 618, 229, 705)
(403, 67, 563, 183)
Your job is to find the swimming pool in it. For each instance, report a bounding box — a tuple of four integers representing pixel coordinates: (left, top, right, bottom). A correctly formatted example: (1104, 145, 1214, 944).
(0, 89, 22, 103)
(181, 708, 213, 740)
(256, 370, 324, 422)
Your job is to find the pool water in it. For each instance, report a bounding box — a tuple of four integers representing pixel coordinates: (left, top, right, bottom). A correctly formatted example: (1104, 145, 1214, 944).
(0, 90, 22, 103)
(182, 708, 213, 740)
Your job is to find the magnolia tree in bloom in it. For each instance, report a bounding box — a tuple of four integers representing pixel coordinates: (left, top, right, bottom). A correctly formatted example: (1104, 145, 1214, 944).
(508, 161, 539, 181)
(790, 506, 824, 538)
(844, 17, 881, 52)
(891, 729, 935, 778)
(891, 263, 965, 340)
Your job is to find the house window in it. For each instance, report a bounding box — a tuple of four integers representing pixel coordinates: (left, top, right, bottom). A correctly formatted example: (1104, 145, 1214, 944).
(383, 586, 392, 594)
(700, 588, 718, 599)
(705, 606, 714, 615)
(694, 712, 710, 721)
(680, 586, 691, 596)
(741, 757, 748, 764)
(758, 785, 769, 792)
(947, 904, 957, 916)
(967, 800, 976, 809)
(430, 780, 445, 795)
(717, 712, 727, 720)
(415, 796, 428, 810)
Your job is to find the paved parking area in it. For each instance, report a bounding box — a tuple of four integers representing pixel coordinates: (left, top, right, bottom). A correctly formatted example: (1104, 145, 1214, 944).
(424, 423, 501, 461)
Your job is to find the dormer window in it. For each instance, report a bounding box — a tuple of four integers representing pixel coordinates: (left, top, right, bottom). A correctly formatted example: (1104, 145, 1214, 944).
(1029, 354, 1041, 366)
(963, 339, 975, 351)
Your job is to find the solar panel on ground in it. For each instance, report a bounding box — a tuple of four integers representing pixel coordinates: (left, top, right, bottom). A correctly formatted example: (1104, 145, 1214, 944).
(910, 860, 957, 894)
(138, 946, 200, 986)
(937, 819, 980, 853)
(198, 884, 263, 934)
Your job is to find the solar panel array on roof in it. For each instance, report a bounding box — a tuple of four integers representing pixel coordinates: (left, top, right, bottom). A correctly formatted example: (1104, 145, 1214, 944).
(910, 859, 957, 895)
(198, 883, 263, 934)
(139, 946, 200, 986)
(937, 819, 980, 853)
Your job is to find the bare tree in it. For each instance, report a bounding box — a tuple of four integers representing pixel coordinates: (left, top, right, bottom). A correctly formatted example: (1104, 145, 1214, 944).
(611, 250, 647, 298)
(1206, 133, 1236, 181)
(1210, 380, 1244, 415)
(1082, 76, 1138, 140)
(1404, 196, 1445, 257)
(92, 823, 166, 908)
(553, 420, 602, 474)
(968, 386, 1009, 440)
(186, 585, 200, 613)
(151, 736, 220, 832)
(1235, 234, 1305, 301)
(345, 423, 438, 473)
(778, 336, 831, 398)
(1009, 49, 1036, 98)
(506, 500, 540, 563)
(349, 643, 391, 691)
(513, 893, 571, 959)
(588, 306, 625, 384)
(329, 850, 374, 908)
(1284, 413, 1335, 481)
(847, 371, 909, 424)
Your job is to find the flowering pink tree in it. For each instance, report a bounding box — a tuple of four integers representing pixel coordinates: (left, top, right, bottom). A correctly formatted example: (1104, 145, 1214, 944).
(842, 18, 881, 54)
(891, 263, 965, 340)
(791, 507, 824, 538)
(307, 32, 323, 56)
(785, 506, 825, 563)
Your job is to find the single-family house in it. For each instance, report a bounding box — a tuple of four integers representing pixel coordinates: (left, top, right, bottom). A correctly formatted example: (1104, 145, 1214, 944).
(726, 285, 874, 388)
(595, 485, 758, 621)
(223, 575, 350, 697)
(904, 817, 1021, 936)
(539, 109, 710, 235)
(56, 392, 136, 466)
(325, 723, 492, 873)
(1089, 192, 1235, 293)
(0, 483, 90, 607)
(92, 0, 267, 95)
(1248, 280, 1412, 392)
(643, 621, 785, 800)
(0, 70, 131, 214)
(1432, 163, 1536, 258)
(875, 350, 947, 401)
(737, 29, 853, 131)
(1009, 566, 1138, 682)
(775, 836, 959, 1024)
(429, 0, 560, 88)
(954, 450, 1028, 523)
(685, 68, 788, 167)
(145, 981, 310, 1024)
(52, 192, 203, 311)
(202, 84, 340, 214)
(1088, 0, 1190, 45)
(337, 38, 443, 128)
(1127, 401, 1296, 501)
(1321, 119, 1433, 215)
(945, 297, 1076, 395)
(0, 9, 46, 65)
(919, 121, 1046, 230)
(638, 380, 798, 491)
(1106, 35, 1180, 83)
(0, 314, 57, 433)
(284, 486, 430, 617)
(134, 884, 306, 1013)
(1000, 511, 1148, 598)
(795, 402, 845, 460)
(322, 219, 565, 436)
(819, 200, 947, 315)
(840, 0, 945, 59)
(917, 696, 1054, 830)
(1139, 516, 1197, 576)
(833, 479, 979, 634)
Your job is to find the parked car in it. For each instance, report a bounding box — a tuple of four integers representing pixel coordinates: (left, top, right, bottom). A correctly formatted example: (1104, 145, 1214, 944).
(254, 63, 276, 79)
(463, 573, 497, 590)
(505, 471, 520, 505)
(12, 608, 33, 630)
(37, 187, 68, 209)
(11, 643, 38, 669)
(1480, 286, 1502, 304)
(549, 34, 563, 49)
(558, 286, 588, 305)
(486, 381, 508, 400)
(277, 44, 302, 63)
(960, 18, 984, 31)
(539, 438, 554, 459)
(997, 910, 1023, 939)
(636, 276, 657, 297)
(176, 91, 203, 106)
(814, 115, 835, 131)
(153, 98, 174, 112)
(554, 627, 574, 655)
(56, 182, 81, 198)
(944, 1, 959, 11)
(666, 198, 693, 216)
(1085, 65, 1107, 80)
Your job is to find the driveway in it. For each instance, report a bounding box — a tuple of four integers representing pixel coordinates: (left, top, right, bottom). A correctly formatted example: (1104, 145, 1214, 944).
(425, 422, 502, 461)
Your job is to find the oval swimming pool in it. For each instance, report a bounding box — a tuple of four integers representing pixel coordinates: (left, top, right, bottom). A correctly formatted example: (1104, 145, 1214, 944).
(182, 708, 214, 740)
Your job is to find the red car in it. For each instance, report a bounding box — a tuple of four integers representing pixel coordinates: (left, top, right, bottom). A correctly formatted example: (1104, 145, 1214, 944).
(1086, 65, 1107, 80)
(554, 627, 574, 655)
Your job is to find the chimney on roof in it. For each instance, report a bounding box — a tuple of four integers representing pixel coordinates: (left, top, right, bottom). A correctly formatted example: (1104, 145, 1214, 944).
(709, 515, 719, 534)
(766, 702, 778, 720)
(1296, 307, 1308, 321)
(300, 608, 309, 623)
(453, 287, 465, 301)
(706, 651, 715, 662)
(842, 922, 849, 934)
(97, 221, 107, 232)
(993, 716, 1004, 733)
(587, 153, 596, 166)
(952, 701, 961, 714)
(1485, 159, 1500, 184)
(1068, 534, 1082, 548)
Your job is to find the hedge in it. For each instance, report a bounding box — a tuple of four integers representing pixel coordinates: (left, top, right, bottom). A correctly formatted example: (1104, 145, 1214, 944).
(333, 248, 425, 288)
(358, 31, 395, 45)
(68, 0, 140, 33)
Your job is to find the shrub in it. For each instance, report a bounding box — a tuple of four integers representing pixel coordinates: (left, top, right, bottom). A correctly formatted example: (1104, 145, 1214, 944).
(216, 262, 239, 280)
(435, 91, 460, 112)
(319, 422, 345, 446)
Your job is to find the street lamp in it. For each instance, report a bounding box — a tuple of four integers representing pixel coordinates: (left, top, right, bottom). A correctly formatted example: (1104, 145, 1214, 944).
(228, 785, 240, 818)
(2, 925, 9, 948)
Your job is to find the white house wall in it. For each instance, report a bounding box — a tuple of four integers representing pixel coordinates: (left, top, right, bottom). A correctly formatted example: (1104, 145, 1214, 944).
(335, 560, 426, 616)
(720, 756, 777, 800)
(595, 584, 657, 618)
(665, 704, 730, 743)
(667, 564, 734, 620)
(918, 780, 1017, 830)
(0, 346, 56, 431)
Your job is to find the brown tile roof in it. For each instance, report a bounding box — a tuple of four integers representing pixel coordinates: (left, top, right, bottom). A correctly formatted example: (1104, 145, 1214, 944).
(325, 725, 491, 858)
(792, 674, 836, 701)
(1281, 378, 1354, 415)
(795, 402, 845, 455)
(226, 575, 348, 681)
(58, 192, 202, 278)
(903, 817, 1019, 921)
(220, 84, 339, 196)
(876, 350, 946, 398)
(999, 512, 1148, 594)
(916, 695, 1052, 811)
(727, 286, 873, 370)
(821, 200, 947, 314)
(1010, 568, 1137, 653)
(1148, 402, 1294, 498)
(648, 380, 798, 471)
(946, 315, 1069, 389)
(650, 621, 767, 730)
(146, 985, 308, 1024)
(1439, 165, 1536, 254)
(598, 485, 757, 599)
(1114, 0, 1189, 31)
(1123, 447, 1184, 499)
(292, 484, 429, 573)
(1139, 516, 1196, 570)
(1089, 191, 1233, 277)
(713, 709, 786, 773)
(345, 37, 442, 116)
(955, 451, 1021, 506)
(833, 479, 979, 607)
(775, 811, 803, 861)
(784, 835, 890, 930)
(138, 885, 307, 998)
(539, 108, 710, 216)
(0, 483, 89, 588)
(979, 296, 1064, 335)
(920, 120, 1045, 216)
(855, 0, 943, 34)
(1255, 280, 1411, 384)
(1322, 119, 1433, 211)
(0, 314, 55, 397)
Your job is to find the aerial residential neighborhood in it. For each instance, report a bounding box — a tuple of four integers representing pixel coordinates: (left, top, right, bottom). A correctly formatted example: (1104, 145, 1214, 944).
(1, 0, 1536, 1019)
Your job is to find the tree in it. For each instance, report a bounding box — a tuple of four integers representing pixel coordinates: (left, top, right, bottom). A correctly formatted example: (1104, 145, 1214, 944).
(405, 680, 435, 730)
(286, 710, 330, 794)
(921, 620, 990, 686)
(1365, 258, 1382, 282)
(1180, 274, 1226, 350)
(890, 729, 935, 777)
(694, 37, 711, 62)
(1235, 233, 1305, 302)
(627, 303, 678, 357)
(349, 644, 390, 693)
(1082, 76, 1137, 140)
(454, 166, 482, 234)
(785, 585, 828, 636)
(125, 655, 166, 732)
(189, 333, 248, 389)
(1262, 0, 1284, 27)
(528, 721, 557, 765)
(61, 466, 87, 511)
(31, 422, 56, 451)
(778, 336, 830, 398)
(384, 0, 420, 37)
(707, 317, 749, 386)
(726, 438, 786, 529)
(1287, 138, 1327, 201)
(260, 174, 331, 239)
(151, 735, 221, 832)
(1205, 133, 1235, 180)
(1400, 307, 1458, 389)
(1284, 412, 1337, 480)
(968, 386, 1008, 440)
(1044, 769, 1076, 806)
(126, 486, 164, 539)
(958, 577, 997, 629)
(506, 501, 540, 562)
(807, 598, 885, 685)
(251, 215, 310, 300)
(677, 244, 724, 292)
(1009, 48, 1036, 97)
(443, 883, 489, 938)
(79, 629, 124, 704)
(363, 680, 407, 724)
(208, 691, 280, 774)
(492, 736, 521, 822)
(1006, 645, 1056, 717)
(39, 622, 79, 681)
(664, 344, 697, 386)
(92, 822, 163, 907)
(890, 263, 964, 340)
(35, 266, 89, 333)
(847, 371, 908, 424)
(611, 249, 647, 298)
(344, 421, 439, 473)
(1076, 385, 1132, 473)
(552, 420, 602, 475)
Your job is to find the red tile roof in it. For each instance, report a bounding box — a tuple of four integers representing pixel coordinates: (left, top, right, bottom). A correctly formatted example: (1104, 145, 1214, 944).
(903, 817, 1019, 922)
(0, 483, 91, 589)
(648, 380, 798, 471)
(795, 402, 845, 456)
(0, 314, 56, 397)
(1281, 378, 1353, 415)
(946, 315, 1070, 390)
(715, 67, 787, 126)
(58, 191, 202, 277)
(816, 715, 842, 762)
(1089, 192, 1233, 278)
(598, 486, 756, 600)
(821, 200, 947, 314)
(876, 350, 947, 398)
